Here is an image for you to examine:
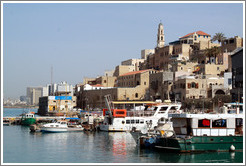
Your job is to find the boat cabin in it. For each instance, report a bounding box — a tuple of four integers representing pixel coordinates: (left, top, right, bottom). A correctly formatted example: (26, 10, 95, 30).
(24, 113, 35, 118)
(169, 113, 243, 137)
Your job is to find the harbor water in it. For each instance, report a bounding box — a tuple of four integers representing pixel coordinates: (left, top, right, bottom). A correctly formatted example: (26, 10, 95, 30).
(3, 108, 244, 163)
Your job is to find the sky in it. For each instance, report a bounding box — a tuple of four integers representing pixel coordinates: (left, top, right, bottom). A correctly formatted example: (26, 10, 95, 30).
(2, 2, 244, 99)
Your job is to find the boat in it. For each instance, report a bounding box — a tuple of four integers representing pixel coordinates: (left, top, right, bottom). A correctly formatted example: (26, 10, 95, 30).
(40, 120, 84, 133)
(3, 121, 11, 126)
(139, 103, 243, 152)
(21, 112, 36, 126)
(100, 95, 182, 132)
(131, 117, 175, 148)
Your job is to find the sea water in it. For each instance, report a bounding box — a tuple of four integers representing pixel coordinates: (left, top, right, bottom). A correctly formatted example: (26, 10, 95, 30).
(2, 108, 244, 163)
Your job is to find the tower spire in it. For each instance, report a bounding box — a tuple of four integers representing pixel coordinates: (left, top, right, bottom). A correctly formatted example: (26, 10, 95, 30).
(157, 22, 165, 48)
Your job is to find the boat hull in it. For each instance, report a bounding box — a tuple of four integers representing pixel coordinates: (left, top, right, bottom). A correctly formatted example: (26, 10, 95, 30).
(41, 127, 84, 133)
(154, 136, 243, 152)
(21, 118, 36, 126)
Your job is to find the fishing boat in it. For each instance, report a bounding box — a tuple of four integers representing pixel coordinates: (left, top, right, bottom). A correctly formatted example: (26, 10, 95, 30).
(100, 95, 182, 132)
(40, 120, 84, 133)
(138, 103, 243, 152)
(21, 112, 36, 126)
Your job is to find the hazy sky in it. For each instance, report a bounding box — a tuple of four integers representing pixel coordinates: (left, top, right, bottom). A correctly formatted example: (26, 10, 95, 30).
(3, 2, 244, 99)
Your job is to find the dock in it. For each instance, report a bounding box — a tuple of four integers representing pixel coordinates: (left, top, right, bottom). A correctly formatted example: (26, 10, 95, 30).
(3, 116, 67, 125)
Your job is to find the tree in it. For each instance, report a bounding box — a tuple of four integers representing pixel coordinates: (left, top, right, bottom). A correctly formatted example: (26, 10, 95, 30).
(212, 33, 226, 45)
(205, 46, 221, 61)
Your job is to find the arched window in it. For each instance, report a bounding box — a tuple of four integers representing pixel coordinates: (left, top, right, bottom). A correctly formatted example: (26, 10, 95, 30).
(191, 82, 196, 88)
(135, 93, 139, 98)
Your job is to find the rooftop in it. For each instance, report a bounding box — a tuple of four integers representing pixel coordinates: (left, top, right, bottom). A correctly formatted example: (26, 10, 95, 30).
(180, 31, 210, 39)
(120, 69, 150, 76)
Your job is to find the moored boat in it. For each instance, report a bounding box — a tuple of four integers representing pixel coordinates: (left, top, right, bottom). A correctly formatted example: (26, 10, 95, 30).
(21, 112, 36, 126)
(100, 95, 182, 132)
(40, 120, 84, 133)
(139, 103, 243, 152)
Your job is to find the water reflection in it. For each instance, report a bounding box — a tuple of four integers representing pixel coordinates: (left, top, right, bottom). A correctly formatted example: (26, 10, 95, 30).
(3, 126, 243, 163)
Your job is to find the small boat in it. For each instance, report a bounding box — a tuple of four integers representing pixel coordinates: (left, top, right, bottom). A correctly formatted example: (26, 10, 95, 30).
(131, 117, 175, 148)
(21, 112, 36, 126)
(3, 122, 11, 126)
(40, 120, 84, 133)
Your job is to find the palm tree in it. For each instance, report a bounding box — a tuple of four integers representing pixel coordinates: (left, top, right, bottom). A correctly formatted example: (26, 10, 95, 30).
(212, 33, 226, 45)
(205, 46, 221, 63)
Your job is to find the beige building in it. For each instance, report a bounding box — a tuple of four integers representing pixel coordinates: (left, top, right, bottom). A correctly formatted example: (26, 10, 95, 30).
(113, 65, 135, 77)
(222, 36, 243, 53)
(121, 58, 145, 71)
(78, 86, 152, 109)
(149, 71, 173, 101)
(195, 63, 227, 76)
(38, 96, 77, 115)
(82, 76, 116, 87)
(172, 61, 198, 73)
(141, 49, 155, 59)
(117, 69, 156, 88)
(173, 75, 224, 102)
(179, 31, 211, 44)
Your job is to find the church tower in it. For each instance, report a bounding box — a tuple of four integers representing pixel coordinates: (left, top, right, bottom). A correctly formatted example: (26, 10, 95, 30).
(157, 22, 165, 48)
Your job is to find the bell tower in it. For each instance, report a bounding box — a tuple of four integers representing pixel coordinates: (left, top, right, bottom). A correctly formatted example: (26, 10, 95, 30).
(157, 22, 165, 48)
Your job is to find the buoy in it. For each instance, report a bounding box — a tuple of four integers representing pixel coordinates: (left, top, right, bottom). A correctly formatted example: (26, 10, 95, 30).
(230, 145, 235, 152)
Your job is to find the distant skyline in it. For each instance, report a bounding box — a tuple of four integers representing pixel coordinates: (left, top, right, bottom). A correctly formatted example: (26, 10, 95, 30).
(2, 2, 244, 99)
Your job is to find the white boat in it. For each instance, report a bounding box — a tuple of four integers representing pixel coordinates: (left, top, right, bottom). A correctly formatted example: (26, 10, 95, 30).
(41, 120, 84, 133)
(99, 95, 182, 132)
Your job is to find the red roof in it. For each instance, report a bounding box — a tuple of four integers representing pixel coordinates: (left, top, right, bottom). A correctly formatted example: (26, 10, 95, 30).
(120, 69, 150, 76)
(180, 31, 210, 39)
(91, 84, 104, 87)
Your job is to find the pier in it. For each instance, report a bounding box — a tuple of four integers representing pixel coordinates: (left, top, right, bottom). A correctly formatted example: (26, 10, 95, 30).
(3, 116, 67, 125)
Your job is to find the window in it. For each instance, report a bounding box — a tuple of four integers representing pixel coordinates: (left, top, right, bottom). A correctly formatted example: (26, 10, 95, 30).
(140, 120, 144, 124)
(194, 36, 197, 41)
(160, 107, 168, 111)
(136, 120, 139, 124)
(191, 82, 196, 88)
(135, 93, 139, 98)
(130, 120, 135, 123)
(144, 82, 146, 85)
(212, 119, 226, 128)
(217, 67, 220, 71)
(198, 119, 210, 128)
(104, 80, 107, 83)
(126, 120, 130, 124)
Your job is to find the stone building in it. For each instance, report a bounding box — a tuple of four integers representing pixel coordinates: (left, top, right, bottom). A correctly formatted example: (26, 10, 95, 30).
(141, 49, 155, 59)
(221, 36, 243, 53)
(173, 75, 225, 102)
(195, 63, 227, 76)
(113, 65, 135, 77)
(121, 58, 145, 71)
(117, 69, 156, 88)
(149, 71, 173, 101)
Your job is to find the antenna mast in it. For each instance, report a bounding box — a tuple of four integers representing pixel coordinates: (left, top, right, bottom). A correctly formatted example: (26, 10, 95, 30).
(51, 65, 53, 95)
